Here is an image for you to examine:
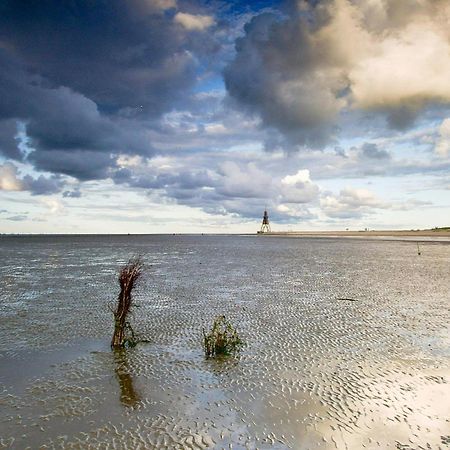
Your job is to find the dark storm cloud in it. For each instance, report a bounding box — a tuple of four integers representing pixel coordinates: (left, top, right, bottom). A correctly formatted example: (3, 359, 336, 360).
(0, 0, 214, 181)
(0, 120, 22, 160)
(385, 106, 420, 130)
(29, 149, 116, 181)
(0, 0, 197, 116)
(0, 54, 150, 166)
(224, 12, 341, 148)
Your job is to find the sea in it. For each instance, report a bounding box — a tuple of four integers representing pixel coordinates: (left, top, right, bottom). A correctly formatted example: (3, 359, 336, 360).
(0, 234, 449, 449)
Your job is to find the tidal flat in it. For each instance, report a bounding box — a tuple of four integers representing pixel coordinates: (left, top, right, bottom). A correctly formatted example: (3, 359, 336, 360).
(0, 235, 449, 449)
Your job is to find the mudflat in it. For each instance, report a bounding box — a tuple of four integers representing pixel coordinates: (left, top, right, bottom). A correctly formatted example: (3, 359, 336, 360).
(1, 235, 449, 449)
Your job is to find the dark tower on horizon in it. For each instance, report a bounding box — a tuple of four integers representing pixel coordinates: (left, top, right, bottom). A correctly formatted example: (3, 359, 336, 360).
(259, 208, 271, 233)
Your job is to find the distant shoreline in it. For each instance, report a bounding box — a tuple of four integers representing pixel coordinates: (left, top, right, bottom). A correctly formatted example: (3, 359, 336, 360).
(257, 230, 450, 241)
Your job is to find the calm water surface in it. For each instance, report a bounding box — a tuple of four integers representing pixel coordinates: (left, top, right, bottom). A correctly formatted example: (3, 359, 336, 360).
(0, 235, 449, 449)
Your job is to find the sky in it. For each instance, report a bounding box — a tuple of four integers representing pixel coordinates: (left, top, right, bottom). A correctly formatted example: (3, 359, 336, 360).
(0, 0, 449, 234)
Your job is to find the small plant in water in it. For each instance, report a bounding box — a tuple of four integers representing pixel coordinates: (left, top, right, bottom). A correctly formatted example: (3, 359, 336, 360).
(203, 315, 244, 358)
(111, 256, 143, 349)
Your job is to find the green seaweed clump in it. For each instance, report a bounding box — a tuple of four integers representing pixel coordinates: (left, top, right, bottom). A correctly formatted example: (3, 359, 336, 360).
(203, 315, 244, 358)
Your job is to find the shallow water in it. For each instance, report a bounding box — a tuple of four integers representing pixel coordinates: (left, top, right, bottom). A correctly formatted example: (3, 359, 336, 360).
(0, 235, 449, 449)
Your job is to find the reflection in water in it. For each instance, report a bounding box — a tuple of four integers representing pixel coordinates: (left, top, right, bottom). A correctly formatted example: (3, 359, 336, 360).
(113, 349, 140, 408)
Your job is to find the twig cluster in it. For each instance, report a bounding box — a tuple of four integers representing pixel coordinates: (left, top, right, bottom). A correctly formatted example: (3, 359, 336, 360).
(111, 257, 143, 349)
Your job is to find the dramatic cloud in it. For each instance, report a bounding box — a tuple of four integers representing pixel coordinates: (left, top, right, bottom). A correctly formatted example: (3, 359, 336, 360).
(0, 0, 448, 231)
(349, 2, 450, 115)
(224, 12, 344, 147)
(0, 0, 197, 116)
(0, 52, 155, 173)
(0, 0, 217, 183)
(224, 0, 450, 146)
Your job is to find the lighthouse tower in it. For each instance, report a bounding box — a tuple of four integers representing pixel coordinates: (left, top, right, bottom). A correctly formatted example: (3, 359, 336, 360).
(259, 209, 271, 233)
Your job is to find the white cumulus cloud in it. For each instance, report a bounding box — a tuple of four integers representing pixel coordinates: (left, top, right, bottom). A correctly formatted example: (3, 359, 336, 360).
(174, 12, 215, 31)
(281, 169, 311, 186)
(0, 163, 24, 191)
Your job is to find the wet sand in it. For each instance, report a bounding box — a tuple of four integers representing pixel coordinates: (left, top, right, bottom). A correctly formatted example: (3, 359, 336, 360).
(0, 235, 449, 449)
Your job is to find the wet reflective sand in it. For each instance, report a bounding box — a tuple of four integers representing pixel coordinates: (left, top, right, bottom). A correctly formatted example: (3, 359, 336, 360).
(1, 235, 449, 449)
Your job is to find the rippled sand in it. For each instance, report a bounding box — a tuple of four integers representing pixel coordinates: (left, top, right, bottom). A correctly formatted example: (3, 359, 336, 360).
(1, 235, 449, 449)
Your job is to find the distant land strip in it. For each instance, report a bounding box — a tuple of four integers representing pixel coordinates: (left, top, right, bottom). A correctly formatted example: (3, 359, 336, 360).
(257, 228, 450, 239)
